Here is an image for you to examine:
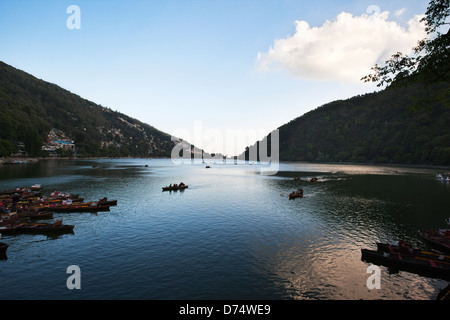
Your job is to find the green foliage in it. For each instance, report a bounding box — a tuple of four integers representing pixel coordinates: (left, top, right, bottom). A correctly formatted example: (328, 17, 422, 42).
(274, 82, 450, 165)
(362, 0, 450, 94)
(0, 61, 174, 158)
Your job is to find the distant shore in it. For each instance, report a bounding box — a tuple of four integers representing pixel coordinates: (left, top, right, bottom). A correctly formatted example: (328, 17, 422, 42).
(1, 156, 449, 171)
(0, 156, 158, 163)
(288, 160, 450, 171)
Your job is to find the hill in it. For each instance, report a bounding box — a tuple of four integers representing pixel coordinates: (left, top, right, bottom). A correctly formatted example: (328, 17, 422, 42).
(242, 81, 450, 166)
(0, 61, 178, 158)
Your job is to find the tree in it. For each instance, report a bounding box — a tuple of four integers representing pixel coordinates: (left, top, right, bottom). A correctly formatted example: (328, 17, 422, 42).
(361, 0, 450, 89)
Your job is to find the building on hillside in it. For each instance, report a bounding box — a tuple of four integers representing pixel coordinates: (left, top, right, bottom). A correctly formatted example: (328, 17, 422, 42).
(41, 129, 76, 156)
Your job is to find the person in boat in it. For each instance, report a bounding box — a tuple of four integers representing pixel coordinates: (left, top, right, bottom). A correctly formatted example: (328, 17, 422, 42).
(179, 182, 185, 187)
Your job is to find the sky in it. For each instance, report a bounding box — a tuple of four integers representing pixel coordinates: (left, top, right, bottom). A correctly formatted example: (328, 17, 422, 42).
(0, 0, 430, 156)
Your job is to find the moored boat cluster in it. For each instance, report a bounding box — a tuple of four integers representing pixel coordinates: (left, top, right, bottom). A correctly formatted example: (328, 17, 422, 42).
(0, 185, 117, 259)
(361, 218, 450, 300)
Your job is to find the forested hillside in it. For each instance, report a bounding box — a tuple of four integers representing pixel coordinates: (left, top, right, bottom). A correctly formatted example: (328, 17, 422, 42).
(244, 82, 450, 166)
(0, 61, 174, 158)
(288, 83, 450, 165)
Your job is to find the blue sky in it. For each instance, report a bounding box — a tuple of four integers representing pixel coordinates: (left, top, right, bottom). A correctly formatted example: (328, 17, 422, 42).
(0, 0, 430, 155)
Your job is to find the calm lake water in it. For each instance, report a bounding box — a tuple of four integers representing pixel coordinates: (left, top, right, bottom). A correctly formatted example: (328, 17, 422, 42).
(0, 158, 449, 300)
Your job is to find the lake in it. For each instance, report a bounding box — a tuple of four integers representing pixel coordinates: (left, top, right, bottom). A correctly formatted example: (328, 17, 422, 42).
(0, 158, 449, 300)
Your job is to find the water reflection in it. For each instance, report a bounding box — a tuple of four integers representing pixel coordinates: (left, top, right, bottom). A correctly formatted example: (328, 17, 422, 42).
(0, 159, 449, 300)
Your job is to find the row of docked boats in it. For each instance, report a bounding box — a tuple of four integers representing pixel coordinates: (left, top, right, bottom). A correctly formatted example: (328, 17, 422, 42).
(361, 217, 450, 299)
(361, 240, 450, 282)
(0, 185, 117, 259)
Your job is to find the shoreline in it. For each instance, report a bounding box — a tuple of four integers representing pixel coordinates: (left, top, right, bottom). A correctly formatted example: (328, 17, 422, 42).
(2, 156, 449, 171)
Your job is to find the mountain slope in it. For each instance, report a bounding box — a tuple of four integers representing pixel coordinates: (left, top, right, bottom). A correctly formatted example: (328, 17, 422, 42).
(244, 82, 450, 166)
(0, 61, 175, 158)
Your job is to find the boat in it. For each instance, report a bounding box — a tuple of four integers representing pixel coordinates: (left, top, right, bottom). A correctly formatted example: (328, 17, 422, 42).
(17, 211, 54, 220)
(35, 202, 111, 213)
(418, 229, 450, 252)
(361, 247, 450, 281)
(162, 185, 188, 191)
(98, 198, 118, 206)
(289, 191, 303, 200)
(376, 242, 450, 264)
(49, 204, 110, 213)
(0, 220, 74, 235)
(310, 177, 318, 183)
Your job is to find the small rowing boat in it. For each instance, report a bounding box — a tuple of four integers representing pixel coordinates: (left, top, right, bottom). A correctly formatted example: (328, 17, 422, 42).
(36, 203, 110, 213)
(361, 246, 450, 281)
(0, 220, 74, 235)
(98, 198, 118, 206)
(17, 211, 54, 220)
(162, 185, 188, 191)
(376, 242, 450, 264)
(289, 191, 303, 200)
(418, 229, 450, 252)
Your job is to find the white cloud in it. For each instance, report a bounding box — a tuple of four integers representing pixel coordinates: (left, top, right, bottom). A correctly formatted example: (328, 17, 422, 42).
(256, 11, 426, 83)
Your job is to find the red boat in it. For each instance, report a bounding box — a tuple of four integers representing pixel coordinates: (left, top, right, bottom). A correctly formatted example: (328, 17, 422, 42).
(418, 229, 450, 252)
(289, 191, 304, 200)
(98, 198, 118, 206)
(38, 204, 110, 213)
(0, 220, 74, 235)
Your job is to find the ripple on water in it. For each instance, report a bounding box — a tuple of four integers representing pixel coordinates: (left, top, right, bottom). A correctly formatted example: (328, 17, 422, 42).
(0, 159, 448, 300)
